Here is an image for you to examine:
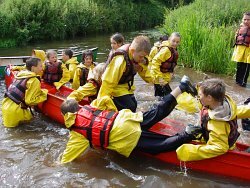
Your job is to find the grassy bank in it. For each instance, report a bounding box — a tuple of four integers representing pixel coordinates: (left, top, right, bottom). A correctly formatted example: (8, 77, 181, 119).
(0, 0, 168, 47)
(162, 0, 250, 75)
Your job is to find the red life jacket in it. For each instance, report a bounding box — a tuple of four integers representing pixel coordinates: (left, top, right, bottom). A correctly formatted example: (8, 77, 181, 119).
(79, 67, 89, 86)
(5, 78, 30, 108)
(87, 79, 101, 103)
(106, 44, 137, 90)
(200, 107, 240, 148)
(235, 26, 250, 47)
(42, 61, 63, 83)
(159, 46, 178, 73)
(71, 105, 118, 148)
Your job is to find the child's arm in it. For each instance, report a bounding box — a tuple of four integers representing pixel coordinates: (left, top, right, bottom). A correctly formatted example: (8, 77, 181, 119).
(72, 68, 81, 90)
(54, 63, 70, 90)
(237, 104, 250, 119)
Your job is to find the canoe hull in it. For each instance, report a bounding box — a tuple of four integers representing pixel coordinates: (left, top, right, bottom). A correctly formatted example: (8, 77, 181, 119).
(4, 69, 250, 181)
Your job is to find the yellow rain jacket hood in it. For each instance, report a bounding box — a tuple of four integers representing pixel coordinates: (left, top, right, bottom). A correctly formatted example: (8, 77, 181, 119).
(33, 49, 46, 63)
(65, 57, 79, 80)
(2, 70, 48, 127)
(176, 95, 238, 162)
(61, 96, 142, 163)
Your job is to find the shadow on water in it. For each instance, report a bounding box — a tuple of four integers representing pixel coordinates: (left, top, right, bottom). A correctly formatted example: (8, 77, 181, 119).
(0, 29, 250, 187)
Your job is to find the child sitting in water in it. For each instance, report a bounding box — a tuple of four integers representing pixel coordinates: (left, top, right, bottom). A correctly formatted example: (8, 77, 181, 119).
(2, 57, 48, 127)
(42, 50, 70, 90)
(176, 78, 240, 161)
(60, 75, 201, 163)
(72, 50, 96, 90)
(67, 63, 106, 102)
(150, 32, 181, 97)
(62, 49, 79, 82)
(106, 33, 125, 63)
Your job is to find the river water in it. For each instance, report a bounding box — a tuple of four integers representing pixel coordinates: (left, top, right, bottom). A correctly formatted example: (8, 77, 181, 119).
(0, 29, 250, 187)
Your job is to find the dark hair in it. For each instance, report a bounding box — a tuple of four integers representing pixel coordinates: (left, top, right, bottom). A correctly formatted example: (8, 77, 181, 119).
(26, 57, 41, 71)
(82, 50, 94, 62)
(63, 49, 73, 58)
(111, 33, 124, 44)
(60, 99, 79, 115)
(243, 12, 250, 16)
(159, 35, 168, 42)
(199, 78, 226, 102)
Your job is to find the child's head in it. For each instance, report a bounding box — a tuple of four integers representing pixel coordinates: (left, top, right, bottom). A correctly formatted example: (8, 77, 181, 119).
(46, 50, 58, 63)
(130, 35, 151, 63)
(61, 99, 79, 115)
(242, 12, 250, 27)
(198, 78, 225, 106)
(82, 50, 94, 67)
(26, 57, 43, 75)
(110, 33, 124, 50)
(159, 35, 168, 43)
(168, 32, 181, 49)
(62, 49, 73, 62)
(91, 63, 106, 83)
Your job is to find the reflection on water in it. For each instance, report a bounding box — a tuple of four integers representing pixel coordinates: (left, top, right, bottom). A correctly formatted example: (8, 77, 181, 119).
(1, 30, 250, 187)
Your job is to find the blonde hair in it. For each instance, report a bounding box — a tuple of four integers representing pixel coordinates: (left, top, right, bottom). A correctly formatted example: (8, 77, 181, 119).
(169, 32, 181, 39)
(91, 63, 106, 83)
(130, 35, 151, 54)
(46, 50, 57, 59)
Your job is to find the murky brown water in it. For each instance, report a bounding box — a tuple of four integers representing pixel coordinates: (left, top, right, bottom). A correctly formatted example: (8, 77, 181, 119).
(0, 30, 250, 187)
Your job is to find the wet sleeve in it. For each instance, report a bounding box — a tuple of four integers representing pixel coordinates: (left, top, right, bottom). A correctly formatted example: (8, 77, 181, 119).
(72, 68, 81, 90)
(69, 63, 78, 80)
(67, 82, 97, 102)
(25, 78, 48, 106)
(237, 105, 250, 119)
(97, 56, 126, 98)
(54, 63, 70, 90)
(61, 131, 90, 164)
(176, 121, 229, 161)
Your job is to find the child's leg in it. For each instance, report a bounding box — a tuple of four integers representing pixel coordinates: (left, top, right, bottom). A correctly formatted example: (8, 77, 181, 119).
(113, 94, 137, 112)
(236, 62, 248, 86)
(136, 130, 193, 154)
(154, 84, 172, 97)
(61, 131, 90, 164)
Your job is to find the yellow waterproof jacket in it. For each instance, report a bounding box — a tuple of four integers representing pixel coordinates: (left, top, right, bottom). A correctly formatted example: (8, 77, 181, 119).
(237, 103, 250, 119)
(176, 92, 201, 114)
(98, 51, 149, 98)
(67, 82, 97, 102)
(1, 70, 48, 127)
(65, 57, 79, 80)
(61, 96, 142, 163)
(148, 42, 161, 62)
(176, 95, 238, 161)
(33, 50, 46, 63)
(137, 57, 153, 83)
(42, 61, 70, 90)
(231, 45, 250, 63)
(72, 63, 95, 90)
(150, 41, 173, 84)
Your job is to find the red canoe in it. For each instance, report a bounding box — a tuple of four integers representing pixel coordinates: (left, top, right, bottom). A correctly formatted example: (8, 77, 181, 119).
(4, 68, 250, 181)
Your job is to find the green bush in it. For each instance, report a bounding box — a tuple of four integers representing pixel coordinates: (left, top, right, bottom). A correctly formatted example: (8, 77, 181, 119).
(162, 0, 250, 75)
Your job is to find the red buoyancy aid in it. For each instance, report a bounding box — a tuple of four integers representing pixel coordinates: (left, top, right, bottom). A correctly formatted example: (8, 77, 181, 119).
(200, 107, 240, 148)
(42, 61, 63, 83)
(107, 44, 137, 90)
(5, 78, 29, 108)
(79, 67, 89, 86)
(235, 26, 250, 47)
(159, 46, 178, 73)
(71, 105, 118, 148)
(87, 79, 101, 103)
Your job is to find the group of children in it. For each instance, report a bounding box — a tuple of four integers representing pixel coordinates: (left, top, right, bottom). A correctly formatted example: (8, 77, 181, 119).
(1, 12, 250, 166)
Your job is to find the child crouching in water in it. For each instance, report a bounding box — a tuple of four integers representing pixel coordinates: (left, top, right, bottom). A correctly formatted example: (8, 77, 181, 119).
(2, 57, 48, 127)
(67, 63, 106, 102)
(72, 50, 96, 90)
(42, 50, 70, 90)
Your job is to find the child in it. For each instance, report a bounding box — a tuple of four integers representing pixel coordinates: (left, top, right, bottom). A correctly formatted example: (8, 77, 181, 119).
(150, 32, 181, 97)
(60, 76, 201, 163)
(42, 50, 70, 90)
(72, 50, 96, 90)
(67, 63, 106, 102)
(176, 78, 240, 161)
(98, 35, 152, 112)
(231, 12, 250, 87)
(2, 57, 48, 127)
(106, 33, 125, 63)
(62, 49, 79, 81)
